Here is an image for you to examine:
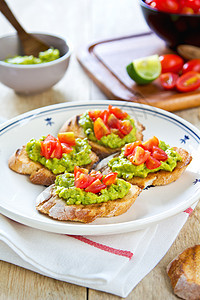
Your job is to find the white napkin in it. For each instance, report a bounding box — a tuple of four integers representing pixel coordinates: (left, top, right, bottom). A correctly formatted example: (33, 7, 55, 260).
(0, 204, 196, 298)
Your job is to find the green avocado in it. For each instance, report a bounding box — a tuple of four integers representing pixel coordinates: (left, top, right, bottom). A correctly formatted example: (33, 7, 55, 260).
(108, 141, 182, 180)
(26, 137, 92, 174)
(54, 172, 131, 205)
(78, 111, 137, 149)
(4, 48, 60, 65)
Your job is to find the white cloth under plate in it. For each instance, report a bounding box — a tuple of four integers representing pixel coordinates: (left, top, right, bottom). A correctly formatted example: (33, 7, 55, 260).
(0, 204, 196, 298)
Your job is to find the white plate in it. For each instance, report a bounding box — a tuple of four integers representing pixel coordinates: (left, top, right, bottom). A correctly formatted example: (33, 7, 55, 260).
(0, 101, 200, 235)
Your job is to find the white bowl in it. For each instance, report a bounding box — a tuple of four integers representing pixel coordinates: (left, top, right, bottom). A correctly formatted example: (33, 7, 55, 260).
(0, 33, 72, 94)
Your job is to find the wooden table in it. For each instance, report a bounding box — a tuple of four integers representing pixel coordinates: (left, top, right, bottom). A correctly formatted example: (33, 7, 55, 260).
(0, 0, 200, 299)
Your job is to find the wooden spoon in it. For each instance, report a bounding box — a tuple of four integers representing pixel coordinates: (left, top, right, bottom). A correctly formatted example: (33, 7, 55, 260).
(177, 45, 200, 61)
(0, 0, 49, 56)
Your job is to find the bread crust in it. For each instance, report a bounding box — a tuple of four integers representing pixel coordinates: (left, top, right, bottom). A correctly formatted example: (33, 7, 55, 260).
(167, 245, 200, 300)
(8, 146, 99, 186)
(100, 148, 192, 189)
(59, 115, 145, 158)
(36, 184, 141, 223)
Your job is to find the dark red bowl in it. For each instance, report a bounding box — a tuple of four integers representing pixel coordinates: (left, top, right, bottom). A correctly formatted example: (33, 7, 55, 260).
(139, 0, 200, 48)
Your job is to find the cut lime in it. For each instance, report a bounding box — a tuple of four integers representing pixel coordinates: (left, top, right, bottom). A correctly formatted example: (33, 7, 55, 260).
(126, 54, 161, 85)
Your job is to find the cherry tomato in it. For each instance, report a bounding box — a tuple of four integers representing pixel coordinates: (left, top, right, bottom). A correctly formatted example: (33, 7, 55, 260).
(88, 110, 101, 121)
(124, 141, 143, 157)
(89, 170, 103, 181)
(180, 6, 194, 13)
(85, 179, 106, 194)
(102, 172, 118, 186)
(74, 173, 95, 189)
(57, 132, 76, 146)
(128, 146, 150, 165)
(159, 54, 184, 73)
(107, 113, 120, 129)
(160, 72, 179, 90)
(176, 71, 200, 92)
(152, 146, 168, 161)
(180, 0, 200, 12)
(61, 143, 73, 154)
(154, 0, 180, 13)
(40, 135, 58, 159)
(99, 109, 110, 124)
(182, 59, 200, 74)
(50, 141, 62, 159)
(143, 136, 159, 152)
(108, 105, 128, 119)
(118, 120, 133, 135)
(93, 117, 110, 140)
(40, 140, 56, 159)
(74, 166, 88, 178)
(145, 156, 161, 170)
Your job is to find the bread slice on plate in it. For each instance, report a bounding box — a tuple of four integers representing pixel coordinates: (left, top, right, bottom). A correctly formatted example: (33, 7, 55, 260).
(36, 183, 141, 223)
(59, 114, 145, 158)
(8, 145, 98, 186)
(167, 245, 200, 300)
(100, 147, 192, 189)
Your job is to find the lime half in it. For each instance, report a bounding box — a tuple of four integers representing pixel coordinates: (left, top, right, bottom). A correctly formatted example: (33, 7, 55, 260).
(126, 54, 161, 85)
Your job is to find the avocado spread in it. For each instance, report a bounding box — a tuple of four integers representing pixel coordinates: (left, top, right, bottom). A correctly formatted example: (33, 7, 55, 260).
(108, 141, 182, 179)
(54, 172, 131, 205)
(4, 48, 60, 65)
(26, 137, 92, 174)
(79, 111, 137, 149)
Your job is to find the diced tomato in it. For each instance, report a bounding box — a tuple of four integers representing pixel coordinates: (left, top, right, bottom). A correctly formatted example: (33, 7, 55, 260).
(85, 179, 107, 194)
(74, 173, 95, 189)
(88, 110, 101, 121)
(145, 156, 161, 170)
(93, 117, 110, 140)
(152, 146, 168, 161)
(102, 172, 118, 186)
(107, 113, 120, 129)
(61, 143, 73, 154)
(44, 134, 57, 142)
(143, 136, 159, 152)
(57, 132, 76, 146)
(182, 59, 200, 74)
(100, 109, 110, 124)
(89, 170, 103, 181)
(110, 128, 125, 139)
(160, 72, 179, 90)
(74, 166, 88, 177)
(176, 71, 200, 92)
(118, 120, 133, 136)
(128, 146, 150, 165)
(40, 140, 55, 159)
(124, 141, 143, 156)
(50, 141, 62, 159)
(108, 105, 128, 119)
(159, 54, 184, 74)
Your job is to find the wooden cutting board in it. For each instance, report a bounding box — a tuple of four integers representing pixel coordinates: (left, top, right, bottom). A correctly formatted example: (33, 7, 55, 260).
(77, 32, 200, 112)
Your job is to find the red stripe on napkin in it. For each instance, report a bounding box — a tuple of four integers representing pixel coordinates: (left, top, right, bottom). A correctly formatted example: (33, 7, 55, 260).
(184, 207, 193, 215)
(69, 235, 133, 260)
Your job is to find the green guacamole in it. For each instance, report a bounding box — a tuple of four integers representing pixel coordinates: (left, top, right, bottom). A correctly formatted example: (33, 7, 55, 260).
(26, 137, 92, 174)
(54, 172, 131, 205)
(79, 111, 137, 149)
(108, 141, 182, 180)
(4, 48, 60, 65)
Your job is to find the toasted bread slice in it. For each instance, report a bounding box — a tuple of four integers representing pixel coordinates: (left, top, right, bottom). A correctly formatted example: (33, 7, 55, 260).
(167, 245, 200, 300)
(36, 184, 141, 223)
(59, 115, 145, 158)
(8, 146, 99, 186)
(100, 148, 192, 189)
